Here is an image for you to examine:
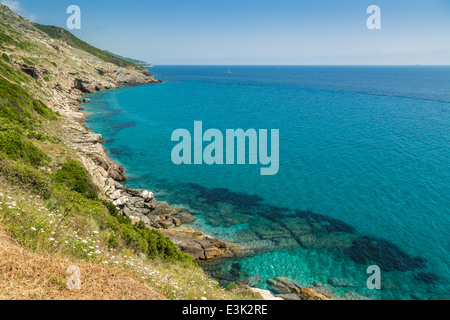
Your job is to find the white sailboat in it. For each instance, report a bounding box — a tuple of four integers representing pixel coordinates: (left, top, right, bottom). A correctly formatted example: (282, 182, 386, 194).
(227, 67, 232, 74)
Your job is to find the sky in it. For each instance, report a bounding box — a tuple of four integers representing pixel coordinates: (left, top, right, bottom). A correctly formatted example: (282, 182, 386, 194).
(2, 0, 450, 65)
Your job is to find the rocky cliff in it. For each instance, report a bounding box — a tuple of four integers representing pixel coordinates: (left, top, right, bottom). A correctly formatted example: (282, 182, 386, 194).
(0, 3, 236, 262)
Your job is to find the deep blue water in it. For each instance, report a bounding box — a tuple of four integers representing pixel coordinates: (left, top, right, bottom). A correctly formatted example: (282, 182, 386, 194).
(85, 66, 450, 300)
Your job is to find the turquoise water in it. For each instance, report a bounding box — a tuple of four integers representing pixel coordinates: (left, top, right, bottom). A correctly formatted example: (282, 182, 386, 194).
(85, 66, 450, 300)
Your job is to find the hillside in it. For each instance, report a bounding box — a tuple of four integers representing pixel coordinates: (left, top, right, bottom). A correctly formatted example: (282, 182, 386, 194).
(104, 50, 154, 67)
(34, 24, 150, 72)
(0, 3, 261, 300)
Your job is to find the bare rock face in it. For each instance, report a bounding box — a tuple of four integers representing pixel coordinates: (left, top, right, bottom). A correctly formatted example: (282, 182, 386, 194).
(5, 15, 229, 263)
(100, 180, 244, 261)
(162, 230, 230, 261)
(103, 180, 238, 261)
(74, 78, 97, 93)
(113, 68, 161, 86)
(19, 64, 42, 80)
(89, 152, 127, 181)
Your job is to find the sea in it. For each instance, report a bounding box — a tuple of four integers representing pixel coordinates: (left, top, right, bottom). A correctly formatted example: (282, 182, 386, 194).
(84, 66, 450, 300)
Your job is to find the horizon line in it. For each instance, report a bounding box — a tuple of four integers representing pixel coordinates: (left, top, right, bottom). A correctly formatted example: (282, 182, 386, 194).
(149, 64, 450, 67)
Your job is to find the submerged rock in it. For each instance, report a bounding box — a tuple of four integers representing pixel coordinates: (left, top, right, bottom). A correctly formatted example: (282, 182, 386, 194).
(328, 277, 359, 288)
(414, 272, 439, 284)
(237, 274, 262, 287)
(174, 212, 196, 224)
(345, 236, 427, 272)
(266, 277, 304, 295)
(342, 291, 370, 300)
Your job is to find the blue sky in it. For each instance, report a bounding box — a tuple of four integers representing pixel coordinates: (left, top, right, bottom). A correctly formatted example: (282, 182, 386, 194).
(2, 0, 450, 65)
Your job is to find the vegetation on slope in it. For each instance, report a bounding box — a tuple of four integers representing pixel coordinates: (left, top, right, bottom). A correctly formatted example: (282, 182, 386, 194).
(0, 224, 167, 300)
(0, 5, 260, 300)
(33, 23, 146, 71)
(0, 71, 191, 264)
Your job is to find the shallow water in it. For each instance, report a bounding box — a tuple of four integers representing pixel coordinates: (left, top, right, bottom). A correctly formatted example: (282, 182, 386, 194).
(85, 66, 450, 300)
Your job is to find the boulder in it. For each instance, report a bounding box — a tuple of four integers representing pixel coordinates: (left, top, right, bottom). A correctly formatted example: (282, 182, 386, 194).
(158, 220, 174, 229)
(146, 215, 161, 225)
(300, 288, 331, 301)
(175, 213, 196, 224)
(110, 190, 121, 200)
(140, 190, 154, 201)
(266, 278, 332, 300)
(144, 199, 158, 210)
(123, 207, 133, 217)
(163, 231, 230, 261)
(116, 196, 128, 206)
(129, 216, 141, 225)
(266, 277, 304, 295)
(172, 217, 182, 227)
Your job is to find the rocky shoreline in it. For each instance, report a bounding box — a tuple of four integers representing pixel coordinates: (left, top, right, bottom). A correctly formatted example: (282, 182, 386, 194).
(1, 11, 364, 299)
(45, 59, 242, 262)
(2, 15, 239, 262)
(66, 87, 241, 262)
(61, 69, 365, 301)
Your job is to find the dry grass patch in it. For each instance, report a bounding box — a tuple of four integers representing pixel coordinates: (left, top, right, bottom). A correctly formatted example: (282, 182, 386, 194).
(0, 224, 167, 300)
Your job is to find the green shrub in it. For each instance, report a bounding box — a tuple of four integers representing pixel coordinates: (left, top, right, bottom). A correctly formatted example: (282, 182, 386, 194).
(226, 283, 238, 291)
(0, 153, 52, 198)
(0, 131, 49, 167)
(32, 99, 56, 120)
(102, 200, 194, 263)
(0, 29, 15, 46)
(2, 53, 10, 63)
(55, 160, 98, 200)
(134, 221, 193, 262)
(0, 76, 54, 128)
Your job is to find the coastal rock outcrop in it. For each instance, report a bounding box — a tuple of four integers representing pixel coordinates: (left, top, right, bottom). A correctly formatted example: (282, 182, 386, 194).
(97, 181, 237, 261)
(266, 277, 335, 300)
(161, 230, 233, 261)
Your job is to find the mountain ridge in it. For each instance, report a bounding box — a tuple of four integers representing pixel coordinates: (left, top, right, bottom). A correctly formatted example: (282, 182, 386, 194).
(104, 50, 154, 68)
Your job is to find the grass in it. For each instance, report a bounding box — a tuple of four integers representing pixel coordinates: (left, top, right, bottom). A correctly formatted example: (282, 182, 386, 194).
(0, 57, 32, 85)
(0, 131, 49, 167)
(0, 185, 261, 300)
(0, 7, 261, 299)
(0, 64, 196, 266)
(55, 160, 99, 200)
(0, 224, 167, 300)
